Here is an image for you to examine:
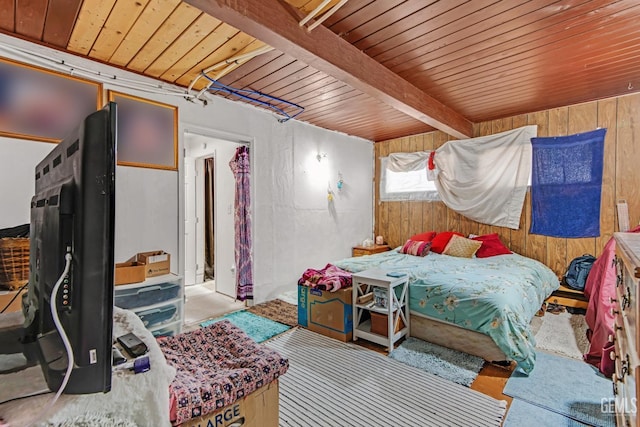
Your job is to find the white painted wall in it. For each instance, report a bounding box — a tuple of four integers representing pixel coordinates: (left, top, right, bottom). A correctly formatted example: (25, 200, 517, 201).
(0, 34, 374, 303)
(0, 137, 55, 229)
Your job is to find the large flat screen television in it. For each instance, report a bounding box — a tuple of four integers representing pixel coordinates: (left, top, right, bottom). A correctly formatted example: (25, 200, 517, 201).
(22, 102, 116, 394)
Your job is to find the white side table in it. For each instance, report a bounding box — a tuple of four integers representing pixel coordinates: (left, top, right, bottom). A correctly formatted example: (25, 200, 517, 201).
(352, 268, 409, 351)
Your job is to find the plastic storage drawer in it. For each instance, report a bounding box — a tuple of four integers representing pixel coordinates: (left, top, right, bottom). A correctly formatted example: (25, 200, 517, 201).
(134, 300, 180, 328)
(150, 321, 182, 338)
(115, 281, 181, 309)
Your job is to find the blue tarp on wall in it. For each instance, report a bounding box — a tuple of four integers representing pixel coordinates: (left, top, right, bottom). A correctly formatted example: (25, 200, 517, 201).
(530, 128, 606, 238)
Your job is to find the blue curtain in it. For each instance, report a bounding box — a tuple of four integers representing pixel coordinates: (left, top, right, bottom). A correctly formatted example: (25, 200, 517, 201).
(530, 128, 606, 238)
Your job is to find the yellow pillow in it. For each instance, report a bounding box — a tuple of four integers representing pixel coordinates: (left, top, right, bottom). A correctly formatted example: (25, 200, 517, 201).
(443, 234, 483, 258)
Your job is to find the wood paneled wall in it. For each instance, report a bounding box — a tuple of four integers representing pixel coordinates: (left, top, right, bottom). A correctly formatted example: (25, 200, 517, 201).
(374, 93, 640, 277)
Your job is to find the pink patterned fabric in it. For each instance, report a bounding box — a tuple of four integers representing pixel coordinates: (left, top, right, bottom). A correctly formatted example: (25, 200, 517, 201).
(298, 263, 352, 292)
(229, 146, 253, 301)
(158, 321, 288, 425)
(584, 225, 640, 376)
(400, 239, 431, 257)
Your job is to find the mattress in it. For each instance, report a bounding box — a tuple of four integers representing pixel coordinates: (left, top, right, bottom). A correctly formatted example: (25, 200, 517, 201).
(334, 249, 559, 373)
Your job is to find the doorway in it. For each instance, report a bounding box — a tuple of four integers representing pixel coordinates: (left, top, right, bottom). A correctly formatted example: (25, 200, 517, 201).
(183, 132, 245, 324)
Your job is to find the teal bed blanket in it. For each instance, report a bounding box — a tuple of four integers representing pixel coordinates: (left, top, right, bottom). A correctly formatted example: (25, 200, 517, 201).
(334, 250, 559, 373)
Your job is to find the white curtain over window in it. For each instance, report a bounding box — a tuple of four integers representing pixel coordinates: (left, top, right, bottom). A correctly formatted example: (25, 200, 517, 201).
(387, 151, 430, 172)
(380, 156, 440, 201)
(434, 125, 537, 230)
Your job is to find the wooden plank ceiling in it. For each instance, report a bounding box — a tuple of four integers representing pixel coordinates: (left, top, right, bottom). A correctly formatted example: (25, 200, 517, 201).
(1, 0, 639, 141)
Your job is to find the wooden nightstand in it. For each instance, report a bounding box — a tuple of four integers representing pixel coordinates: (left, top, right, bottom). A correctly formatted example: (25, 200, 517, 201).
(352, 244, 391, 257)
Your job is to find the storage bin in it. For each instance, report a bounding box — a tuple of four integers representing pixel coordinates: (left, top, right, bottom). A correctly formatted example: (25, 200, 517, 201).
(150, 321, 182, 338)
(370, 311, 405, 336)
(134, 300, 180, 328)
(114, 281, 181, 309)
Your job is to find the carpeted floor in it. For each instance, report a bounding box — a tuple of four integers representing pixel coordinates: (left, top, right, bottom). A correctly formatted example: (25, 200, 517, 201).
(266, 328, 507, 427)
(504, 399, 590, 426)
(200, 310, 291, 343)
(246, 298, 298, 327)
(389, 337, 484, 386)
(504, 350, 615, 427)
(531, 311, 589, 360)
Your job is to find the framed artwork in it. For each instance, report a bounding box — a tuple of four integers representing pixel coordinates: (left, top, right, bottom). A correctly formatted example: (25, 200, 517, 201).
(0, 57, 102, 143)
(108, 91, 178, 171)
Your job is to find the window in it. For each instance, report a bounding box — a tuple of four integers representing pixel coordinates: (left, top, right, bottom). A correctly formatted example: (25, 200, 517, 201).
(379, 157, 440, 201)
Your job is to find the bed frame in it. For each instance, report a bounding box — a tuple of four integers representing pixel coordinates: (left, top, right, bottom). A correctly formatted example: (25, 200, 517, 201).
(409, 311, 508, 362)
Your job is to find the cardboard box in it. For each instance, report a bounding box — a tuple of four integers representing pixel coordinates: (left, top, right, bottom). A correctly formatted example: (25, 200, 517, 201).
(298, 285, 353, 342)
(136, 251, 170, 278)
(181, 379, 279, 427)
(370, 311, 405, 336)
(114, 261, 146, 286)
(0, 288, 26, 313)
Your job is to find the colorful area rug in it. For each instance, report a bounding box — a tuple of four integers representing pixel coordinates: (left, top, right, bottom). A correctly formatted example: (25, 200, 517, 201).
(388, 337, 484, 386)
(246, 298, 297, 327)
(200, 310, 290, 343)
(266, 328, 506, 427)
(504, 350, 615, 427)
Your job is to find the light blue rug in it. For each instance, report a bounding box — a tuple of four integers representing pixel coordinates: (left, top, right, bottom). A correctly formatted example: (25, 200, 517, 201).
(388, 337, 484, 386)
(504, 399, 590, 426)
(200, 310, 290, 343)
(504, 350, 615, 427)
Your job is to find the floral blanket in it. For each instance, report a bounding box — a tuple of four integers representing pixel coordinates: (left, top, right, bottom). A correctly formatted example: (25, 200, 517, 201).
(158, 321, 289, 425)
(298, 263, 352, 292)
(334, 250, 559, 374)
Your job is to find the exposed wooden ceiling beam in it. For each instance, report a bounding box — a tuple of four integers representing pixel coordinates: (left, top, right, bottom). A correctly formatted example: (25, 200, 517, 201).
(184, 0, 472, 139)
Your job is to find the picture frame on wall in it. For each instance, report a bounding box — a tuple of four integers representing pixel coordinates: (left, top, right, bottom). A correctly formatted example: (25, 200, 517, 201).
(108, 90, 178, 171)
(0, 57, 102, 143)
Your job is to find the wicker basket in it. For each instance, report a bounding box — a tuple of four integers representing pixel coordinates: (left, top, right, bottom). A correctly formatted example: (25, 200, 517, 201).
(0, 237, 30, 290)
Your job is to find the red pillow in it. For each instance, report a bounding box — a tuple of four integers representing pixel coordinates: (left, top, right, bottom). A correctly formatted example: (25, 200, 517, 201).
(431, 231, 464, 254)
(409, 231, 436, 243)
(472, 233, 512, 258)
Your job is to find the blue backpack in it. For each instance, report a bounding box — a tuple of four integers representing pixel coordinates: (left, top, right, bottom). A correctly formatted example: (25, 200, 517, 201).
(562, 254, 596, 291)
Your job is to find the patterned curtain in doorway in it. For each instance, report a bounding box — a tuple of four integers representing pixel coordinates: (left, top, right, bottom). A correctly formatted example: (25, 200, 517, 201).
(229, 146, 253, 301)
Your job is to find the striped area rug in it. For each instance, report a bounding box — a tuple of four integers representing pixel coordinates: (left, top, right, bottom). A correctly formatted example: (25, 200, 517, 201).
(265, 328, 506, 427)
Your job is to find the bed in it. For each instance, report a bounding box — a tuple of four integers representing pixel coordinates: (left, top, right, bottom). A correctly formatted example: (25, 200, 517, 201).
(334, 249, 559, 373)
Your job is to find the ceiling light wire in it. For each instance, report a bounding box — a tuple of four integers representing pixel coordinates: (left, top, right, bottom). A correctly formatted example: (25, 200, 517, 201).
(0, 44, 200, 101)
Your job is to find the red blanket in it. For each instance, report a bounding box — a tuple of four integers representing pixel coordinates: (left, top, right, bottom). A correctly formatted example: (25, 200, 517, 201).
(298, 263, 352, 292)
(584, 225, 640, 376)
